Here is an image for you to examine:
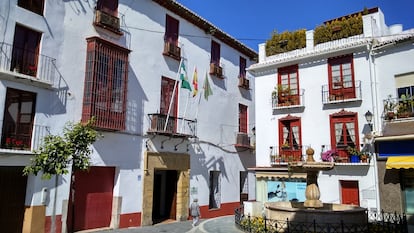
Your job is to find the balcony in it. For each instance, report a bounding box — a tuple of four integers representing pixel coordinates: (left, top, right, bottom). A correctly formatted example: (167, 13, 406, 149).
(235, 132, 253, 149)
(94, 9, 122, 35)
(0, 120, 50, 153)
(209, 63, 223, 78)
(269, 145, 304, 166)
(163, 41, 181, 61)
(322, 80, 362, 104)
(319, 145, 370, 165)
(269, 144, 370, 166)
(238, 75, 250, 89)
(272, 89, 304, 109)
(383, 95, 414, 121)
(0, 42, 56, 88)
(147, 113, 196, 138)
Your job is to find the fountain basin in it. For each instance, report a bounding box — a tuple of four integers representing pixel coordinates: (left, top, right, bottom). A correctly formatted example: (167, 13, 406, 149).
(265, 201, 367, 224)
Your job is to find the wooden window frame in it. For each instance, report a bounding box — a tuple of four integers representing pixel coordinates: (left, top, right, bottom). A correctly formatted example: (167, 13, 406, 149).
(278, 65, 299, 105)
(82, 37, 130, 131)
(328, 55, 356, 100)
(18, 0, 44, 15)
(11, 24, 42, 77)
(239, 104, 248, 133)
(165, 15, 179, 45)
(239, 57, 246, 78)
(96, 0, 118, 16)
(210, 41, 220, 66)
(278, 116, 302, 161)
(1, 88, 36, 150)
(329, 111, 360, 158)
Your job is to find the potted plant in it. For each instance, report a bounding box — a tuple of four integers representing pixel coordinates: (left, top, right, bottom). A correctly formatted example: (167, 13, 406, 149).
(281, 142, 290, 150)
(383, 95, 397, 120)
(321, 149, 338, 162)
(347, 146, 361, 163)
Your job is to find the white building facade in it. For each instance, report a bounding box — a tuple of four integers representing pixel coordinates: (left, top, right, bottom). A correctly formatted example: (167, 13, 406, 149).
(0, 0, 257, 232)
(249, 7, 414, 217)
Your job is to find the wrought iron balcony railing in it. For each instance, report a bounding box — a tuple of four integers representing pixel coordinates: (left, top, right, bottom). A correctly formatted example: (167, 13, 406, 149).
(322, 80, 362, 104)
(0, 42, 56, 86)
(0, 120, 50, 152)
(147, 113, 197, 138)
(271, 89, 304, 109)
(383, 95, 414, 121)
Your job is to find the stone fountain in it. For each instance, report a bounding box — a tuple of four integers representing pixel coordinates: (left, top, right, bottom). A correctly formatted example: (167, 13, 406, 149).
(264, 147, 367, 226)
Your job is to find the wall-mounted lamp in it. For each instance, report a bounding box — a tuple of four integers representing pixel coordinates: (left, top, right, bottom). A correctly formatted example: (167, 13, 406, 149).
(364, 110, 373, 124)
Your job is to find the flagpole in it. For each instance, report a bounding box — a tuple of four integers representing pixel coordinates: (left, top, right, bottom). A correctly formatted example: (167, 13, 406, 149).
(164, 58, 182, 131)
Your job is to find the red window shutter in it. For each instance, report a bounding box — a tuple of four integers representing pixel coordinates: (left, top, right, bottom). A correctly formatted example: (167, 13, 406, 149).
(239, 104, 248, 133)
(11, 25, 41, 76)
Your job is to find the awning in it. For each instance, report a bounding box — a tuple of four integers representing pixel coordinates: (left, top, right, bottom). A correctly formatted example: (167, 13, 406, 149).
(386, 156, 414, 169)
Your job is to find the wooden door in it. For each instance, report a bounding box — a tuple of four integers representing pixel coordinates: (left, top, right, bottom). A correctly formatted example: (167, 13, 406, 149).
(0, 167, 27, 233)
(72, 167, 115, 231)
(341, 180, 360, 206)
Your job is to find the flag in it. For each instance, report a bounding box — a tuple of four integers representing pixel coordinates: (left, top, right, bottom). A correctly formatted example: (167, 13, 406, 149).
(192, 67, 198, 97)
(180, 62, 192, 91)
(203, 72, 213, 100)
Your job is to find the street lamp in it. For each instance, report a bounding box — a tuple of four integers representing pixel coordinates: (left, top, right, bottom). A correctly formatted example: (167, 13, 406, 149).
(364, 110, 373, 124)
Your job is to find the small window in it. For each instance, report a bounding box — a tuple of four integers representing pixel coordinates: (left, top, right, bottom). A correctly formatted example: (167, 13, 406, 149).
(239, 104, 248, 133)
(211, 41, 220, 65)
(165, 15, 179, 45)
(209, 171, 221, 209)
(18, 0, 44, 15)
(96, 0, 118, 16)
(239, 57, 246, 78)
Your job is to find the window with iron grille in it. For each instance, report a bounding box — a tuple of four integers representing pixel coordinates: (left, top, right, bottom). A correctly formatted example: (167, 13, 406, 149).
(18, 0, 44, 15)
(1, 88, 36, 150)
(82, 37, 129, 131)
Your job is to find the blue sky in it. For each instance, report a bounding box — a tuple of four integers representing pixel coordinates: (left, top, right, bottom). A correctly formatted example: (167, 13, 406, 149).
(176, 0, 414, 51)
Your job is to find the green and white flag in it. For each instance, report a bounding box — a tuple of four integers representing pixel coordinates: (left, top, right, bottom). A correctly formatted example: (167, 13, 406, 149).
(203, 72, 213, 100)
(180, 62, 192, 91)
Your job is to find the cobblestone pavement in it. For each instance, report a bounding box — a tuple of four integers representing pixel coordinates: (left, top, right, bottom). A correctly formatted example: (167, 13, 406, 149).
(91, 215, 243, 233)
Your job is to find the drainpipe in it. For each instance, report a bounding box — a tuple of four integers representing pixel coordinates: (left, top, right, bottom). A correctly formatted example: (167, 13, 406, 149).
(368, 38, 381, 212)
